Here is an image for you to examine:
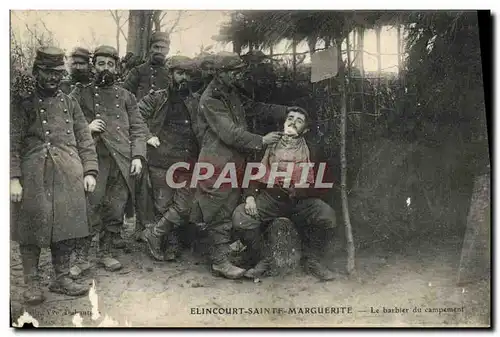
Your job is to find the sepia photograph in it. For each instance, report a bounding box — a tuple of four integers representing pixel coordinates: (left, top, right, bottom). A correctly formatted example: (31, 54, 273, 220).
(8, 9, 491, 328)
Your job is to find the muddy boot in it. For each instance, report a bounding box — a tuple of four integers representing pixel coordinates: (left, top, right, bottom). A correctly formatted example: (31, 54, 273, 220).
(49, 240, 89, 297)
(244, 257, 271, 279)
(19, 245, 45, 305)
(143, 228, 164, 261)
(163, 230, 180, 262)
(238, 228, 267, 279)
(303, 228, 336, 281)
(144, 216, 175, 261)
(210, 244, 246, 279)
(97, 232, 122, 272)
(70, 236, 92, 280)
(304, 258, 336, 281)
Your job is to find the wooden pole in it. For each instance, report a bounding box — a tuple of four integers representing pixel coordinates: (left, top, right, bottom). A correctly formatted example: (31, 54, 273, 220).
(336, 38, 356, 276)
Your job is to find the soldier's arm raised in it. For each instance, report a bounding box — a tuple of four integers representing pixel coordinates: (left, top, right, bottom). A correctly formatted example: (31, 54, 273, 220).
(201, 95, 263, 151)
(240, 94, 287, 123)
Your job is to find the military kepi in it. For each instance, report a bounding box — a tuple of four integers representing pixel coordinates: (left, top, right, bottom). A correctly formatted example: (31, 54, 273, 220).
(70, 47, 91, 61)
(34, 46, 66, 71)
(150, 31, 170, 45)
(94, 45, 119, 61)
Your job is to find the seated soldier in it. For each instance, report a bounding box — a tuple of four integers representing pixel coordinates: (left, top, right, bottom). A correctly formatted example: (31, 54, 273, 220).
(232, 106, 337, 281)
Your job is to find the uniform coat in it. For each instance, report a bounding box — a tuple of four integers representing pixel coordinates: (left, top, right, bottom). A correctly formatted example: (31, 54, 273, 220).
(70, 83, 148, 223)
(196, 77, 287, 249)
(136, 88, 201, 222)
(122, 61, 171, 101)
(11, 90, 98, 247)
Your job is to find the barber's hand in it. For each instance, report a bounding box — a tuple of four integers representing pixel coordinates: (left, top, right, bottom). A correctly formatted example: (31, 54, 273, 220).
(245, 196, 259, 217)
(89, 119, 106, 133)
(262, 131, 283, 145)
(147, 136, 160, 148)
(84, 175, 96, 192)
(130, 158, 143, 176)
(10, 178, 22, 202)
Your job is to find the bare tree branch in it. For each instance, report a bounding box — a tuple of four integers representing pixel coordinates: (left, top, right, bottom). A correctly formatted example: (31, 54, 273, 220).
(152, 10, 162, 32)
(24, 23, 43, 46)
(168, 11, 183, 34)
(159, 11, 168, 23)
(109, 10, 128, 43)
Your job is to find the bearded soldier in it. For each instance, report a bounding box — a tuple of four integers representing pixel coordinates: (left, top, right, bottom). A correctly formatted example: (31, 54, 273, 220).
(60, 47, 93, 95)
(122, 31, 172, 238)
(11, 47, 98, 304)
(196, 52, 290, 279)
(70, 45, 147, 272)
(122, 31, 171, 101)
(232, 107, 337, 281)
(138, 56, 200, 261)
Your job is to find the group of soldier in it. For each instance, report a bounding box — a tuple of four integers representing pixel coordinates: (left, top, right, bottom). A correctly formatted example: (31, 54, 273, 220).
(11, 31, 338, 306)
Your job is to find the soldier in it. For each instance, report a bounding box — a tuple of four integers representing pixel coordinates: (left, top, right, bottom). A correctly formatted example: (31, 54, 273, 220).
(196, 51, 290, 279)
(60, 47, 93, 95)
(11, 46, 98, 304)
(122, 31, 171, 100)
(70, 45, 147, 272)
(139, 56, 200, 261)
(232, 107, 337, 281)
(122, 31, 171, 239)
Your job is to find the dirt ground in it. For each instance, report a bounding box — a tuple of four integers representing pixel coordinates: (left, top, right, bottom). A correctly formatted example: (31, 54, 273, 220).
(10, 227, 490, 328)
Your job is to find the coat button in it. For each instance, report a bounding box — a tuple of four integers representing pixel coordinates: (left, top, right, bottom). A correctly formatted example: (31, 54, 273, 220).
(60, 98, 64, 102)
(96, 113, 101, 117)
(185, 120, 189, 124)
(42, 120, 47, 124)
(46, 142, 51, 146)
(116, 126, 120, 130)
(40, 109, 45, 113)
(115, 94, 119, 98)
(38, 99, 43, 103)
(95, 93, 99, 97)
(45, 130, 50, 135)
(66, 119, 70, 123)
(95, 103, 100, 107)
(63, 109, 68, 113)
(66, 130, 71, 134)
(116, 115, 120, 119)
(116, 104, 119, 108)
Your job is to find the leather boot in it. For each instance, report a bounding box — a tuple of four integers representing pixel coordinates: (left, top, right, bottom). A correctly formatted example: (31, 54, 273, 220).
(70, 236, 92, 280)
(237, 228, 268, 279)
(210, 243, 246, 279)
(144, 216, 175, 261)
(49, 240, 90, 296)
(97, 232, 122, 271)
(244, 257, 271, 279)
(163, 230, 180, 261)
(304, 257, 336, 281)
(143, 228, 164, 261)
(303, 228, 336, 281)
(19, 245, 45, 305)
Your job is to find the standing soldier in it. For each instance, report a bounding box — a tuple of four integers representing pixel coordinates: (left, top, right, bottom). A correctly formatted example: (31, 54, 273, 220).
(122, 31, 171, 100)
(11, 46, 98, 304)
(60, 47, 93, 95)
(196, 52, 288, 279)
(138, 56, 200, 261)
(70, 45, 147, 272)
(122, 31, 171, 239)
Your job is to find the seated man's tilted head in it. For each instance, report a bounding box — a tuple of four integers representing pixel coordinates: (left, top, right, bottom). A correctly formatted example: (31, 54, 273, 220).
(284, 106, 310, 137)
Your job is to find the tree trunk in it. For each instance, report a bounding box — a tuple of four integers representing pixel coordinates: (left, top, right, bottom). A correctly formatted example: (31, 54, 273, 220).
(375, 26, 382, 117)
(307, 35, 317, 58)
(457, 172, 491, 285)
(396, 24, 402, 72)
(127, 10, 154, 60)
(336, 38, 356, 276)
(292, 38, 297, 80)
(116, 24, 120, 55)
(233, 40, 242, 55)
(152, 10, 162, 32)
